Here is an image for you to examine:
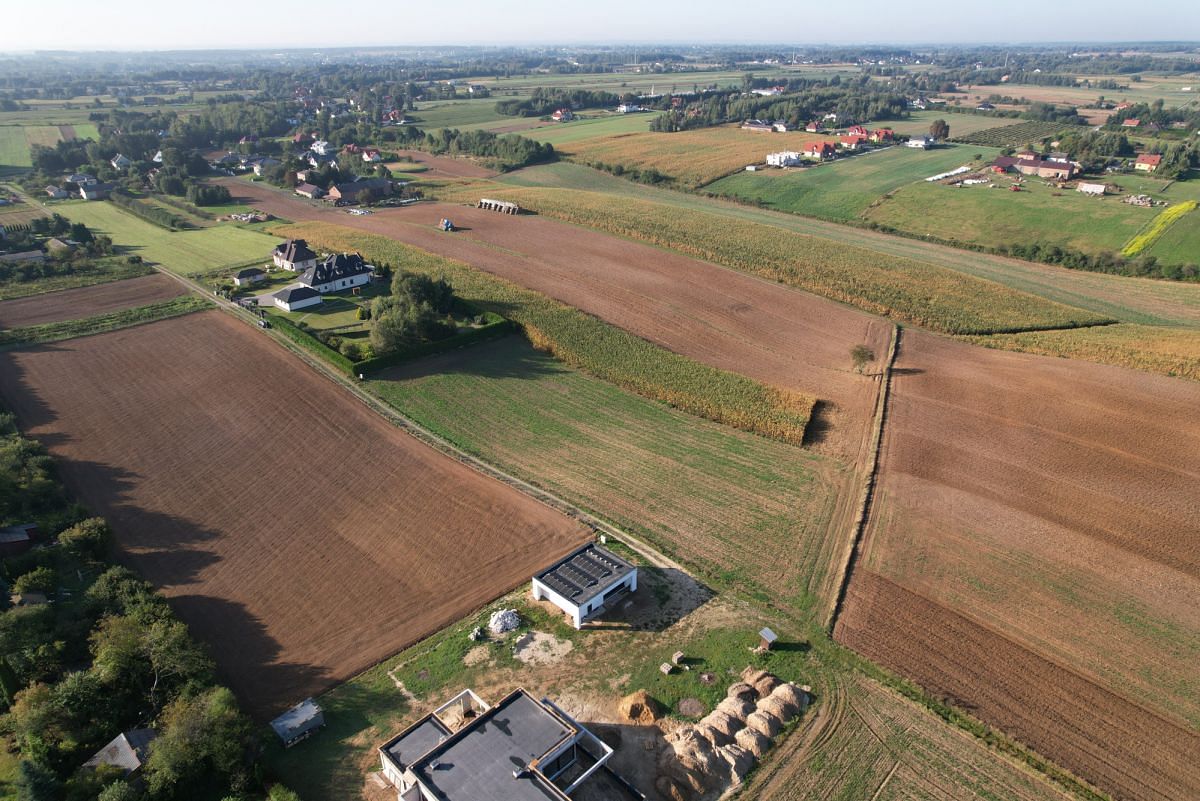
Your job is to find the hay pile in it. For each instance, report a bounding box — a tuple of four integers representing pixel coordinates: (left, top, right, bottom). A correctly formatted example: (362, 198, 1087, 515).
(659, 669, 805, 797)
(617, 690, 661, 724)
(735, 727, 771, 757)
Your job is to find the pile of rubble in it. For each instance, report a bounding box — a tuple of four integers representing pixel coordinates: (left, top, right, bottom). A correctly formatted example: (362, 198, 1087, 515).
(656, 667, 809, 800)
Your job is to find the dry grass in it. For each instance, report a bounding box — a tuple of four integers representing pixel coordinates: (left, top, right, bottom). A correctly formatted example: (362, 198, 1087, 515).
(560, 126, 839, 187)
(966, 323, 1200, 380)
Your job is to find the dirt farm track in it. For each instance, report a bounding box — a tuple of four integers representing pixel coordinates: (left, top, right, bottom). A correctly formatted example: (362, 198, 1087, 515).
(0, 310, 588, 716)
(0, 273, 185, 329)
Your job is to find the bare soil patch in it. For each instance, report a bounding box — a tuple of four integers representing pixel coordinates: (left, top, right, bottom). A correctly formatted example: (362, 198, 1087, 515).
(512, 630, 574, 666)
(388, 149, 497, 180)
(0, 273, 186, 329)
(0, 310, 588, 716)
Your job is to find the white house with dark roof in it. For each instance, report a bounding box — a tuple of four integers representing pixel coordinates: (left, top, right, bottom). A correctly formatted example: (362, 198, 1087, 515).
(84, 729, 156, 776)
(233, 266, 266, 286)
(273, 239, 318, 272)
(532, 543, 637, 629)
(300, 253, 373, 293)
(273, 286, 323, 312)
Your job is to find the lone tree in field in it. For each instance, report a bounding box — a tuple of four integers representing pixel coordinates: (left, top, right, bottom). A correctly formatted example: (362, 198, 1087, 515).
(850, 345, 875, 374)
(930, 118, 950, 141)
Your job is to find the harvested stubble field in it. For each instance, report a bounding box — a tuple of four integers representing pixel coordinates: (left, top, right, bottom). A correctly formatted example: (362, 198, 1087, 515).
(742, 672, 1075, 801)
(0, 273, 185, 329)
(369, 336, 848, 614)
(430, 183, 1113, 335)
(0, 310, 588, 716)
(559, 126, 841, 187)
(494, 162, 1200, 330)
(839, 329, 1200, 801)
(966, 322, 1200, 380)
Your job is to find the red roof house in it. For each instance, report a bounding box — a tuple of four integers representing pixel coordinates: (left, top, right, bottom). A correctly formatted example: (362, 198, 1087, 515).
(1122, 118, 1141, 127)
(1135, 153, 1163, 171)
(847, 125, 869, 137)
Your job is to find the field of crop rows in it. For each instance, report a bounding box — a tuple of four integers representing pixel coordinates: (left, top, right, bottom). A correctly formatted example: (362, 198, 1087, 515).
(950, 120, 1071, 148)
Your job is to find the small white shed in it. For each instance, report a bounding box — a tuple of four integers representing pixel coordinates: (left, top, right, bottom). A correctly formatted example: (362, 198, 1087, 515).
(532, 543, 637, 629)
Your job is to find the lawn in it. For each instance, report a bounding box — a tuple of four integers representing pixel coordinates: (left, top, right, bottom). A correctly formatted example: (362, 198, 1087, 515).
(880, 110, 1025, 138)
(58, 201, 280, 277)
(703, 145, 997, 221)
(866, 178, 1158, 256)
(522, 112, 658, 146)
(409, 99, 512, 130)
(1147, 211, 1200, 266)
(368, 336, 845, 612)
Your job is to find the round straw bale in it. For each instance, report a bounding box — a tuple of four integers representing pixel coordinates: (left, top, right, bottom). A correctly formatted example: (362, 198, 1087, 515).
(753, 673, 783, 698)
(740, 667, 769, 685)
(699, 710, 741, 742)
(745, 710, 781, 737)
(771, 682, 808, 710)
(693, 723, 729, 748)
(757, 695, 797, 724)
(726, 682, 758, 703)
(716, 695, 755, 722)
(716, 744, 756, 781)
(734, 727, 771, 757)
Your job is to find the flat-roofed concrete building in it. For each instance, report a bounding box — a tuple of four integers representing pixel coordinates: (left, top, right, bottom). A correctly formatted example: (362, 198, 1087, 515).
(379, 688, 616, 801)
(532, 543, 637, 629)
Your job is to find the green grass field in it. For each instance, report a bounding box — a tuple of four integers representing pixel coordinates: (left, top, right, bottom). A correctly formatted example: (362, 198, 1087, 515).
(703, 145, 997, 221)
(369, 335, 844, 610)
(58, 201, 280, 276)
(881, 110, 1025, 138)
(522, 112, 658, 145)
(866, 178, 1158, 255)
(409, 99, 512, 130)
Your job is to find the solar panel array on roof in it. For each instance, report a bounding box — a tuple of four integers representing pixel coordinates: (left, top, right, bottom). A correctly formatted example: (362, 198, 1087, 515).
(534, 544, 634, 608)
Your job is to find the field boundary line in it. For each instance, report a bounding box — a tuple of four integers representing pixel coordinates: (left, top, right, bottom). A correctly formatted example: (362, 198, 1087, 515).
(825, 323, 899, 632)
(150, 263, 686, 576)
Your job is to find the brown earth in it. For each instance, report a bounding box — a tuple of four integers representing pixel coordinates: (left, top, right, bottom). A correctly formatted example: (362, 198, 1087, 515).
(220, 179, 890, 465)
(837, 572, 1200, 801)
(841, 329, 1200, 801)
(0, 273, 185, 329)
(0, 310, 588, 717)
(388, 149, 497, 180)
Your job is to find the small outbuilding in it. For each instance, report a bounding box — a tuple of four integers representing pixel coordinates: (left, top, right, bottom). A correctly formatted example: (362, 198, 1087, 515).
(0, 523, 37, 558)
(271, 698, 325, 747)
(84, 729, 156, 775)
(234, 267, 266, 286)
(273, 286, 323, 312)
(531, 543, 637, 629)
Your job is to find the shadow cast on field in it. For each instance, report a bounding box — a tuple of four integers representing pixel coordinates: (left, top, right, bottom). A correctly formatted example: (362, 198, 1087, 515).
(374, 333, 563, 384)
(584, 566, 715, 634)
(801, 399, 835, 449)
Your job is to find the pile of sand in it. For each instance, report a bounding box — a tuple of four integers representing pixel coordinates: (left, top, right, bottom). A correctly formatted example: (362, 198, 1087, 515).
(617, 690, 662, 724)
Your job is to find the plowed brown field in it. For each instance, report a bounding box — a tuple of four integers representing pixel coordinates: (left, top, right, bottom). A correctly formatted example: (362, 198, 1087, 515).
(387, 149, 496, 180)
(841, 329, 1200, 801)
(837, 572, 1200, 801)
(223, 179, 890, 464)
(0, 311, 588, 716)
(0, 273, 185, 329)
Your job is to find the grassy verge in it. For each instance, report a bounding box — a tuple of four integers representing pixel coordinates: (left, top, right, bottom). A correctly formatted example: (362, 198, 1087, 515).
(0, 295, 210, 347)
(0, 258, 154, 301)
(965, 323, 1200, 381)
(270, 221, 815, 445)
(430, 184, 1114, 335)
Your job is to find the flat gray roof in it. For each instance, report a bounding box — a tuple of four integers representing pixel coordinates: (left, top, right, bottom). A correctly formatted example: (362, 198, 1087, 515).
(533, 543, 635, 608)
(270, 698, 323, 740)
(412, 690, 574, 801)
(383, 715, 452, 771)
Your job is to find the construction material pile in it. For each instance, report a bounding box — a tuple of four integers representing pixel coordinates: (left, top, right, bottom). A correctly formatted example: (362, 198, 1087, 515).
(488, 608, 520, 635)
(655, 667, 809, 800)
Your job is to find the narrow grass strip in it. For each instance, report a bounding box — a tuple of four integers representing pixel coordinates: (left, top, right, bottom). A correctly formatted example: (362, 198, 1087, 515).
(0, 295, 210, 347)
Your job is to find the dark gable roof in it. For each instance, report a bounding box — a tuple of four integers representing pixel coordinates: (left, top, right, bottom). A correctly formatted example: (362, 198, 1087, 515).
(274, 239, 317, 264)
(235, 267, 265, 279)
(276, 286, 321, 303)
(304, 253, 371, 286)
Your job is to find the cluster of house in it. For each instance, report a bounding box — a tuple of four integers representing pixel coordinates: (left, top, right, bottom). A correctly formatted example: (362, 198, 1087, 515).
(234, 239, 377, 311)
(991, 150, 1077, 180)
(44, 173, 116, 201)
(759, 126, 900, 168)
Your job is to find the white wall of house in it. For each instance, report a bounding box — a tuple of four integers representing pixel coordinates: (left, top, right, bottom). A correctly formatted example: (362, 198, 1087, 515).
(531, 569, 637, 629)
(275, 295, 322, 312)
(273, 254, 317, 272)
(309, 272, 371, 294)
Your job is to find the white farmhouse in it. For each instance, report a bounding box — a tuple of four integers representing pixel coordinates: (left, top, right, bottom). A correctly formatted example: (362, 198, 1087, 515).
(766, 151, 803, 167)
(272, 239, 318, 272)
(299, 253, 373, 293)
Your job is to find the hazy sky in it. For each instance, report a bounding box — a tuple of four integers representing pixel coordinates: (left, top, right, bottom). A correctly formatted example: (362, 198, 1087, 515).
(8, 0, 1200, 51)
